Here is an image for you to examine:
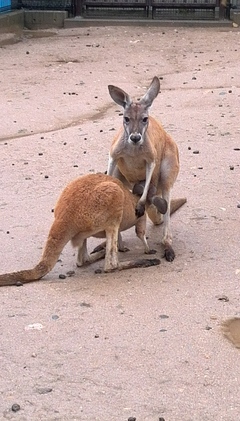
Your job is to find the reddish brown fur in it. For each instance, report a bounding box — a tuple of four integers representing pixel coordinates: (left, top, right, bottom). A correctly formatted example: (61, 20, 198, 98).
(107, 76, 185, 261)
(0, 173, 160, 287)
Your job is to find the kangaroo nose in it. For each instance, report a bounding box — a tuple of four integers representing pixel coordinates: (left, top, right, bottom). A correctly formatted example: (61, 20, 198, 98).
(130, 133, 141, 144)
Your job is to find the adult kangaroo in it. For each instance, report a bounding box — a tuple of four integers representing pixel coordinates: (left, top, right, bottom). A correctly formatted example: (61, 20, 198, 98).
(107, 76, 185, 262)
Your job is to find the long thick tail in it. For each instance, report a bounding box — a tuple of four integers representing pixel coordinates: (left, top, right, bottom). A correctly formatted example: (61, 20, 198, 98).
(0, 261, 52, 287)
(147, 197, 187, 225)
(0, 221, 71, 287)
(170, 197, 187, 215)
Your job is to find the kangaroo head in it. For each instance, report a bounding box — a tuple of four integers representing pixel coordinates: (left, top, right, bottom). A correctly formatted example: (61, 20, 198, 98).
(108, 76, 160, 146)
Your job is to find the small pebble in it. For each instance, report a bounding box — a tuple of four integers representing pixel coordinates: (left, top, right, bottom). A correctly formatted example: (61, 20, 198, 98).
(95, 268, 102, 274)
(36, 387, 52, 395)
(193, 150, 200, 154)
(217, 294, 229, 302)
(66, 270, 75, 277)
(128, 418, 136, 421)
(15, 281, 23, 287)
(80, 302, 91, 307)
(11, 403, 20, 412)
(44, 175, 49, 179)
(229, 166, 234, 170)
(59, 274, 66, 279)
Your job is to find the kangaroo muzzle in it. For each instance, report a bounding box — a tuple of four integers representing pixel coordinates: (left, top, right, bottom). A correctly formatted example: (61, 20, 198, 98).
(129, 133, 142, 144)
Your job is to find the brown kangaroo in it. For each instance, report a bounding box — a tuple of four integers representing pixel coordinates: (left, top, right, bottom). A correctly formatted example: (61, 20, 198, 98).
(107, 76, 185, 262)
(0, 173, 165, 287)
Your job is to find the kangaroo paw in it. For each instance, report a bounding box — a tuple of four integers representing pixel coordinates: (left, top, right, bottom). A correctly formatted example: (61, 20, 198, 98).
(132, 183, 144, 196)
(135, 202, 145, 218)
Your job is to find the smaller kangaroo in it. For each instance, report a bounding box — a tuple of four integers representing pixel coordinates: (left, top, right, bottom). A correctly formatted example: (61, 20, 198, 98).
(0, 173, 164, 287)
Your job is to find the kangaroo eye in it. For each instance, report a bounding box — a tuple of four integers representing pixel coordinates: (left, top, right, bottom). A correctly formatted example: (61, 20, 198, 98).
(124, 116, 130, 124)
(142, 117, 148, 124)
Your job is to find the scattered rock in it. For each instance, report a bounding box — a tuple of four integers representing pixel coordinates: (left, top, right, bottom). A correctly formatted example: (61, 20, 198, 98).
(59, 274, 66, 279)
(80, 302, 91, 307)
(217, 294, 229, 302)
(11, 403, 20, 412)
(66, 270, 75, 277)
(36, 387, 53, 395)
(16, 281, 23, 287)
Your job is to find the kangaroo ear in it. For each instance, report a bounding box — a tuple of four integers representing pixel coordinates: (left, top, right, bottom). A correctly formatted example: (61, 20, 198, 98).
(108, 85, 132, 108)
(139, 76, 160, 108)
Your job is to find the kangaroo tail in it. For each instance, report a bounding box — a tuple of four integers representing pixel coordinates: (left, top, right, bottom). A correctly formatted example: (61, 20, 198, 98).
(0, 221, 71, 287)
(147, 197, 187, 225)
(170, 197, 187, 215)
(0, 261, 52, 287)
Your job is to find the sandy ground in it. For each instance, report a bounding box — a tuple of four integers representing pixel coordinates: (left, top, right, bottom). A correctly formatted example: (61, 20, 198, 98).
(0, 25, 240, 421)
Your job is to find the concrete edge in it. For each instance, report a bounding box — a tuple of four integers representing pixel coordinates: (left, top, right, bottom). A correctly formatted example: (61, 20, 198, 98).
(64, 17, 233, 28)
(0, 9, 238, 33)
(0, 10, 24, 34)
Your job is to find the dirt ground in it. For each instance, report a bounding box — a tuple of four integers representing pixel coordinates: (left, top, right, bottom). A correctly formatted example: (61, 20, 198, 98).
(0, 24, 240, 421)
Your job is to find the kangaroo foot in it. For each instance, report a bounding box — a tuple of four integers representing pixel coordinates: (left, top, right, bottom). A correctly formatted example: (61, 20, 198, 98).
(164, 246, 175, 262)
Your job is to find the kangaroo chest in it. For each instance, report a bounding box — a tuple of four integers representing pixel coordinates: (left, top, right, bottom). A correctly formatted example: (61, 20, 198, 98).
(117, 156, 150, 183)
